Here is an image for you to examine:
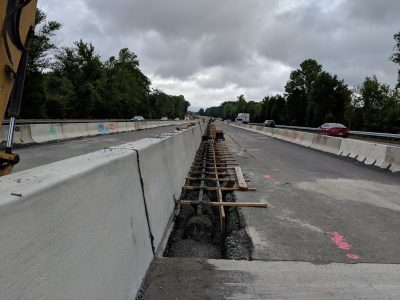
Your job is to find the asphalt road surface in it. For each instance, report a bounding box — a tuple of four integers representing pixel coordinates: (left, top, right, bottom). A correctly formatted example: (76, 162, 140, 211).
(10, 125, 179, 172)
(222, 124, 400, 264)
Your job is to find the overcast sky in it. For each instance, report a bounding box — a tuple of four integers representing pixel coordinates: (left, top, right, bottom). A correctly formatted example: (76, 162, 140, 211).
(39, 0, 400, 111)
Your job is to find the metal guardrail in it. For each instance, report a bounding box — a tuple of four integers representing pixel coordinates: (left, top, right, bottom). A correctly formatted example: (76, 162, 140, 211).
(249, 123, 400, 141)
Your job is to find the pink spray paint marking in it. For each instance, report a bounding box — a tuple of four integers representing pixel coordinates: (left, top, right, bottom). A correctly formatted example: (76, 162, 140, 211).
(346, 254, 361, 260)
(330, 232, 351, 250)
(262, 175, 272, 180)
(328, 231, 362, 260)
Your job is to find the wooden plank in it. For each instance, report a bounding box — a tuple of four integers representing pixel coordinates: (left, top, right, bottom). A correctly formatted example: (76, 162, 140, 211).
(192, 163, 238, 166)
(186, 177, 250, 182)
(188, 171, 237, 176)
(177, 200, 268, 207)
(182, 186, 256, 191)
(234, 166, 248, 190)
(190, 166, 236, 170)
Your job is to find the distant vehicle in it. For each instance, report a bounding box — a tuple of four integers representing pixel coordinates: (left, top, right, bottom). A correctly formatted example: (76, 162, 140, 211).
(161, 117, 168, 121)
(174, 118, 180, 121)
(264, 120, 275, 127)
(131, 116, 145, 121)
(236, 113, 250, 124)
(316, 123, 349, 138)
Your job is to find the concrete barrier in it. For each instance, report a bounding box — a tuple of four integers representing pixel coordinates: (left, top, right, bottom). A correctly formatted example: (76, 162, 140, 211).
(15, 125, 34, 144)
(126, 121, 137, 131)
(0, 147, 153, 300)
(272, 128, 287, 140)
(0, 123, 204, 299)
(146, 121, 160, 128)
(62, 123, 90, 139)
(0, 125, 33, 144)
(124, 129, 197, 251)
(339, 139, 389, 167)
(311, 135, 342, 155)
(105, 122, 118, 133)
(384, 147, 400, 173)
(136, 121, 146, 130)
(0, 126, 7, 143)
(30, 123, 65, 143)
(261, 127, 274, 136)
(230, 123, 400, 173)
(1, 120, 193, 146)
(115, 122, 129, 132)
(86, 122, 104, 135)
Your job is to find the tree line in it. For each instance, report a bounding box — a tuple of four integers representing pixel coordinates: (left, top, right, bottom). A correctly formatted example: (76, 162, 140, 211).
(200, 34, 400, 133)
(18, 10, 190, 120)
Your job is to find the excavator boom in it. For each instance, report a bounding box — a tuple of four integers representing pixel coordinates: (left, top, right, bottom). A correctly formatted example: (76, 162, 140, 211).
(0, 0, 37, 175)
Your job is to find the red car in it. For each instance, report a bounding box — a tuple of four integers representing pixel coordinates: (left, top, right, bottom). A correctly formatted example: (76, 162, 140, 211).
(316, 123, 349, 138)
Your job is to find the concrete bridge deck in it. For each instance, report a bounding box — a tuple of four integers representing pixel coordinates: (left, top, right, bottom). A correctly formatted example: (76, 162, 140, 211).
(142, 123, 400, 299)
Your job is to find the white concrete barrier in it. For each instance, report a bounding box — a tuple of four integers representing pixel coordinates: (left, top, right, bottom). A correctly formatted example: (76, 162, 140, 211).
(0, 147, 153, 300)
(146, 121, 160, 128)
(86, 122, 105, 135)
(311, 135, 342, 155)
(261, 127, 274, 136)
(385, 147, 400, 173)
(15, 125, 34, 144)
(116, 122, 129, 132)
(272, 128, 288, 140)
(125, 129, 197, 251)
(191, 124, 204, 149)
(105, 122, 118, 133)
(2, 120, 195, 146)
(30, 123, 65, 143)
(0, 123, 205, 299)
(230, 123, 400, 172)
(339, 139, 389, 167)
(292, 131, 314, 147)
(62, 123, 90, 139)
(0, 125, 33, 144)
(0, 126, 7, 143)
(136, 121, 146, 130)
(126, 121, 137, 131)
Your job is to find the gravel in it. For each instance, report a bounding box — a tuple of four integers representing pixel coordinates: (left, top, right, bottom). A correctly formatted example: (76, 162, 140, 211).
(169, 239, 222, 259)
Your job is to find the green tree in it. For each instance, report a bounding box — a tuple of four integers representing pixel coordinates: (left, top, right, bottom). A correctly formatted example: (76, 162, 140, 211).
(53, 40, 104, 118)
(221, 102, 237, 120)
(285, 59, 322, 126)
(45, 74, 74, 118)
(103, 48, 151, 118)
(359, 76, 399, 131)
(390, 32, 400, 88)
(270, 95, 287, 123)
(20, 9, 61, 118)
(308, 72, 351, 126)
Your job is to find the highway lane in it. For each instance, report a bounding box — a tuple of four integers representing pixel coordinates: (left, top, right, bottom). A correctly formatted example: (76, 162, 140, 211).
(9, 125, 180, 172)
(222, 124, 400, 264)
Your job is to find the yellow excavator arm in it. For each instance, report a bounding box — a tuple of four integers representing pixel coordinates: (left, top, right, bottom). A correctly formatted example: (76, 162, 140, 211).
(0, 0, 37, 175)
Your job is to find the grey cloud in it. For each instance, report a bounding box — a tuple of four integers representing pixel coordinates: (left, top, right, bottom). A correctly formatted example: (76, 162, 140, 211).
(39, 0, 400, 109)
